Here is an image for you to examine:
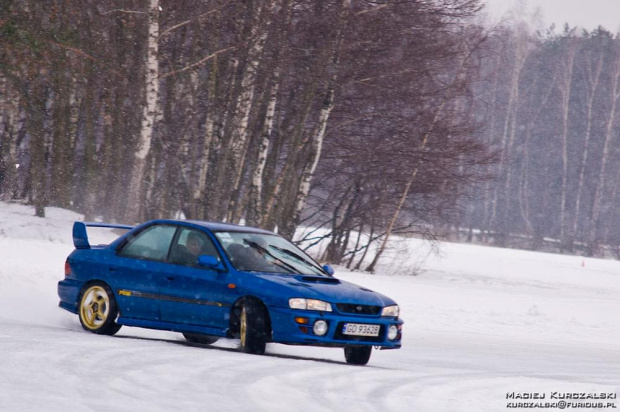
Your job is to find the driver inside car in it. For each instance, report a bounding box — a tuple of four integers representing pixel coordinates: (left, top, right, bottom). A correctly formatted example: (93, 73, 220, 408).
(186, 232, 203, 258)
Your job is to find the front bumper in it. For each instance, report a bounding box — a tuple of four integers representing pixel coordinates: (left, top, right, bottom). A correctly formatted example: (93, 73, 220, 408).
(268, 306, 403, 348)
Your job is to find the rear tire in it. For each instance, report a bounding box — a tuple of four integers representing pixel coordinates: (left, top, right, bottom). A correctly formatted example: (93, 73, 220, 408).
(344, 346, 372, 365)
(239, 302, 268, 355)
(183, 333, 219, 345)
(78, 282, 122, 335)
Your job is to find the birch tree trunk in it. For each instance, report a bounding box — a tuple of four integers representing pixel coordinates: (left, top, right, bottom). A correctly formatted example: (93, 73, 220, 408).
(518, 71, 555, 247)
(498, 48, 529, 246)
(50, 65, 73, 209)
(127, 0, 160, 223)
(193, 55, 219, 217)
(346, 223, 364, 268)
(261, 74, 322, 230)
(480, 55, 501, 242)
(586, 42, 620, 255)
(225, 1, 277, 222)
(81, 71, 99, 221)
(490, 27, 529, 246)
(602, 164, 620, 248)
(244, 1, 292, 227)
(0, 77, 21, 200)
(285, 84, 337, 234)
(280, 0, 351, 238)
(179, 72, 199, 213)
(0, 75, 6, 198)
(246, 75, 280, 227)
(566, 47, 603, 251)
(354, 223, 375, 271)
(205, 56, 240, 222)
(25, 79, 48, 217)
(558, 36, 577, 252)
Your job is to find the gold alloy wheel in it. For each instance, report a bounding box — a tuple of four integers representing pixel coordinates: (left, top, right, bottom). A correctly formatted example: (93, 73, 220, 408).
(80, 286, 110, 330)
(240, 307, 247, 348)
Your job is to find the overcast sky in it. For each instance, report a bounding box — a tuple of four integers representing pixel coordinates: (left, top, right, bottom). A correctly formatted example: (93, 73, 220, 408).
(483, 0, 620, 32)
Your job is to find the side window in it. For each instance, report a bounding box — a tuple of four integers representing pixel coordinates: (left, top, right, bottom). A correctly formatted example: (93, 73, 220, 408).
(169, 228, 220, 267)
(118, 225, 177, 261)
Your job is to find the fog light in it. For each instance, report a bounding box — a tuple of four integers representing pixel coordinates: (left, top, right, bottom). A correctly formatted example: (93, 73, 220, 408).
(387, 325, 398, 340)
(313, 320, 328, 336)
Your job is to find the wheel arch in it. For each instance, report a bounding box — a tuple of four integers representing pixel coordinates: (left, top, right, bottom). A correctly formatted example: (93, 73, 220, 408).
(229, 295, 272, 338)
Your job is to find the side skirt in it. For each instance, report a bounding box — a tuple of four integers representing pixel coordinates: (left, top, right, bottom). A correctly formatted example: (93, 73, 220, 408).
(116, 317, 229, 338)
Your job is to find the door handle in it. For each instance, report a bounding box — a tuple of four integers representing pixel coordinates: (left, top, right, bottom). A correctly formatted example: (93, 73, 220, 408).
(166, 276, 175, 281)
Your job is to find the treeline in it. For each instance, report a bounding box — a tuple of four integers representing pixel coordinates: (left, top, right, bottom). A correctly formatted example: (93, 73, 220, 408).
(0, 0, 495, 269)
(459, 22, 620, 257)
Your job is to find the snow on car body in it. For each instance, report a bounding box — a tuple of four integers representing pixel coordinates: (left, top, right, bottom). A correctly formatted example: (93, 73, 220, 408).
(58, 219, 403, 365)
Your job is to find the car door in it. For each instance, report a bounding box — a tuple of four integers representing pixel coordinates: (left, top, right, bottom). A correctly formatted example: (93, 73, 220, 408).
(159, 227, 234, 330)
(112, 224, 177, 321)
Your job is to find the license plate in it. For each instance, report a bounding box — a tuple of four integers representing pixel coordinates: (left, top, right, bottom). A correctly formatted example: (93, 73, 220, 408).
(342, 323, 380, 337)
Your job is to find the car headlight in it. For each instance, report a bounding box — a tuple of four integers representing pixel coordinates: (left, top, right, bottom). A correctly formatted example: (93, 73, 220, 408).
(381, 305, 399, 317)
(289, 298, 332, 312)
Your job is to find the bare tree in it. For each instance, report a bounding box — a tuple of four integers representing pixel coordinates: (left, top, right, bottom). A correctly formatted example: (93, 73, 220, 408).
(127, 0, 161, 223)
(557, 29, 578, 251)
(586, 36, 620, 255)
(567, 30, 606, 252)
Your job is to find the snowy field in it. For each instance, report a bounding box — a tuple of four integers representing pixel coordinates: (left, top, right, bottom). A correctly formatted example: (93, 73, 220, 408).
(0, 202, 619, 411)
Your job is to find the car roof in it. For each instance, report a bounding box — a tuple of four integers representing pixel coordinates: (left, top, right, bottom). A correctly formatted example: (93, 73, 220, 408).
(151, 219, 276, 235)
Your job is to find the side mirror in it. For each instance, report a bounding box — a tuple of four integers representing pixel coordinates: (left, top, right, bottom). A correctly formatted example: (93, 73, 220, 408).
(322, 264, 335, 276)
(197, 255, 225, 271)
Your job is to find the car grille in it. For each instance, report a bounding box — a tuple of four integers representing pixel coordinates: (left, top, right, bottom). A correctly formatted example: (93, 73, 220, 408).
(335, 303, 381, 316)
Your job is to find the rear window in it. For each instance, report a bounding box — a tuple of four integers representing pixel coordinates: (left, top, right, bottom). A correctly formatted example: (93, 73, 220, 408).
(118, 225, 176, 261)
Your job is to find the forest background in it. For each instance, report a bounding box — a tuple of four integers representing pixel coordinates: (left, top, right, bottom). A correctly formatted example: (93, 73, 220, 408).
(2, 0, 620, 270)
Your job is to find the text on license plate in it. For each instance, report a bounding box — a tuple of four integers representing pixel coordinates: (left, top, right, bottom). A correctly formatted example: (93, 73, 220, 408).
(342, 323, 380, 337)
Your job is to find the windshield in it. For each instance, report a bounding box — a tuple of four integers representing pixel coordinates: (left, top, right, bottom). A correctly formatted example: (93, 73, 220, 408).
(214, 231, 327, 276)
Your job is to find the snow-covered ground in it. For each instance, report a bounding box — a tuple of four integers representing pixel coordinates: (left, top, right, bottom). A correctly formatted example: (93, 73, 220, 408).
(0, 202, 618, 411)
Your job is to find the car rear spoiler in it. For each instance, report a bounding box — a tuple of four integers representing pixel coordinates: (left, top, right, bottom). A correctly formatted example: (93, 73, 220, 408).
(73, 221, 134, 249)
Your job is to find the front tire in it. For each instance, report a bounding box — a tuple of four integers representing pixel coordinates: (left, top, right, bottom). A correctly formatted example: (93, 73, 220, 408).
(344, 346, 372, 365)
(183, 333, 219, 345)
(239, 302, 268, 355)
(78, 283, 121, 335)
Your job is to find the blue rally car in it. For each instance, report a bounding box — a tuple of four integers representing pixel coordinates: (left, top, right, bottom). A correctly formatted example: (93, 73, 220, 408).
(58, 220, 403, 365)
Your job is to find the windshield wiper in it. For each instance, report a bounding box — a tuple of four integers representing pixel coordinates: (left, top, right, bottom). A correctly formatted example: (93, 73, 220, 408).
(268, 245, 327, 276)
(243, 240, 298, 274)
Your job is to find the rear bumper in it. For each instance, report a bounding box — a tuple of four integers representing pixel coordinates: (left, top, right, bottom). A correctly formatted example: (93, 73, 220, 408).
(268, 306, 403, 348)
(57, 278, 83, 314)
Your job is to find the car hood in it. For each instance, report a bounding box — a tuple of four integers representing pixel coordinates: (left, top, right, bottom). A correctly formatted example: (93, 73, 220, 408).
(252, 273, 396, 307)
